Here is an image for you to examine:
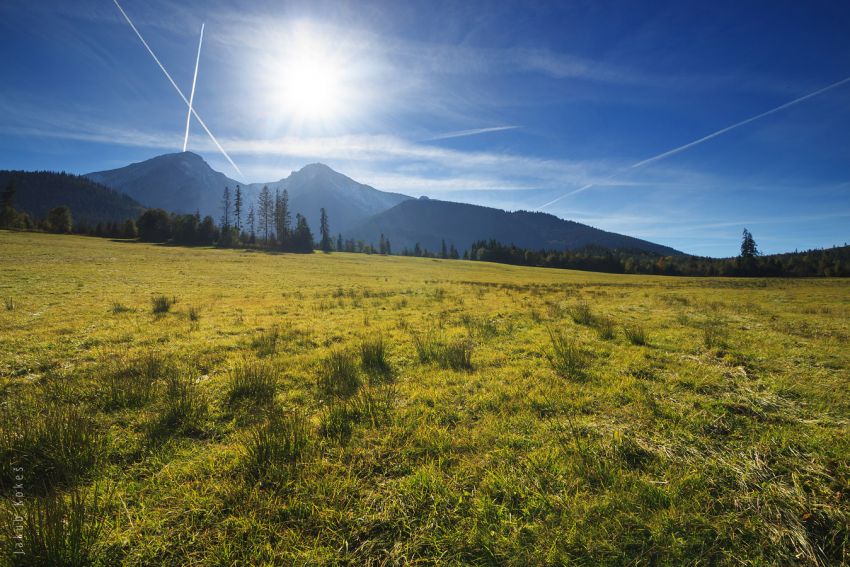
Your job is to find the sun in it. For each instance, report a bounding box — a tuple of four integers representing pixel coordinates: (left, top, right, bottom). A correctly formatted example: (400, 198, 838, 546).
(252, 22, 370, 129)
(284, 49, 342, 121)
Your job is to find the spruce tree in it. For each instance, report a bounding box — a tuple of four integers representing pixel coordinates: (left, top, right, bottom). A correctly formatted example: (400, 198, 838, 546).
(275, 189, 291, 249)
(337, 233, 343, 252)
(0, 180, 17, 228)
(221, 186, 231, 229)
(293, 213, 314, 252)
(740, 228, 759, 258)
(258, 186, 272, 243)
(47, 206, 72, 233)
(247, 204, 256, 244)
(234, 186, 242, 231)
(319, 208, 331, 252)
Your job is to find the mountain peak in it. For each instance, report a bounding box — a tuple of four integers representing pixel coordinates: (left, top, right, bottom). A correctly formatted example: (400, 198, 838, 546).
(292, 163, 336, 179)
(159, 151, 207, 164)
(300, 162, 333, 172)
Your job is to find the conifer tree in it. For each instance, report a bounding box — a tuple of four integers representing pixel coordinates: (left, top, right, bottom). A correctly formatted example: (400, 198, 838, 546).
(247, 204, 256, 244)
(740, 228, 759, 258)
(337, 233, 343, 252)
(274, 189, 291, 249)
(221, 186, 231, 229)
(319, 208, 331, 252)
(0, 180, 18, 228)
(293, 213, 314, 252)
(258, 186, 272, 243)
(234, 185, 242, 231)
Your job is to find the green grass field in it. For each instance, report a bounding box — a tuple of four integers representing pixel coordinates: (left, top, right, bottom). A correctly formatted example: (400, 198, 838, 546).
(1, 230, 848, 565)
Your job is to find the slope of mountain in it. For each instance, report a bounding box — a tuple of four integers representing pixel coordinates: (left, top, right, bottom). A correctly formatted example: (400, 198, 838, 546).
(85, 152, 239, 217)
(346, 197, 682, 256)
(246, 163, 411, 233)
(0, 170, 144, 226)
(86, 153, 412, 232)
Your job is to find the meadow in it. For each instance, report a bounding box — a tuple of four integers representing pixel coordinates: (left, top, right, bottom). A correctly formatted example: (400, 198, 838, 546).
(0, 230, 848, 566)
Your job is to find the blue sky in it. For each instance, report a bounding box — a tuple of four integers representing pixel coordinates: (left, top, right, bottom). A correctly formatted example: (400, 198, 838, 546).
(1, 0, 849, 256)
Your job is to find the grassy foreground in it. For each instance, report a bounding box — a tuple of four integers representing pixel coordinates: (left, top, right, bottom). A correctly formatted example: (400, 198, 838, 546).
(0, 230, 848, 565)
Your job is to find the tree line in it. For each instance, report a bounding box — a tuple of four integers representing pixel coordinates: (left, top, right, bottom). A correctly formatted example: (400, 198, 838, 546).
(3, 178, 848, 276)
(466, 230, 850, 277)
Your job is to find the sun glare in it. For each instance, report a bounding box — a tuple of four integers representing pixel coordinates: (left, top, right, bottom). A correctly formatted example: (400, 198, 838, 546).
(253, 25, 364, 128)
(284, 49, 342, 121)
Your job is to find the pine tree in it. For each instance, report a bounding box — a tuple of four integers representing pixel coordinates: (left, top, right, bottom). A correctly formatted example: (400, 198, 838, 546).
(740, 228, 759, 258)
(47, 206, 72, 233)
(440, 239, 448, 259)
(247, 204, 256, 244)
(282, 190, 291, 238)
(337, 233, 343, 252)
(319, 208, 331, 252)
(258, 186, 272, 243)
(385, 238, 392, 255)
(0, 180, 18, 228)
(274, 189, 281, 242)
(379, 233, 387, 255)
(221, 186, 232, 229)
(293, 213, 314, 253)
(234, 185, 243, 231)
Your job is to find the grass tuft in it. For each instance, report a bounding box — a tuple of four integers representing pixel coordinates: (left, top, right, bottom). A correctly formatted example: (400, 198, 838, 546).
(359, 335, 392, 380)
(413, 331, 474, 370)
(545, 328, 589, 380)
(243, 412, 311, 486)
(110, 302, 131, 314)
(702, 316, 729, 349)
(317, 350, 360, 399)
(251, 327, 279, 357)
(227, 359, 278, 406)
(150, 372, 208, 439)
(570, 301, 595, 326)
(104, 351, 171, 410)
(623, 324, 648, 346)
(151, 295, 176, 314)
(1, 484, 110, 566)
(595, 316, 616, 340)
(436, 339, 474, 370)
(0, 403, 104, 491)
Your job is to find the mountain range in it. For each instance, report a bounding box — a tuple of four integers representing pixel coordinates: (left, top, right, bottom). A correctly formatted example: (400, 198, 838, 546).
(86, 153, 410, 233)
(78, 152, 680, 255)
(0, 170, 144, 226)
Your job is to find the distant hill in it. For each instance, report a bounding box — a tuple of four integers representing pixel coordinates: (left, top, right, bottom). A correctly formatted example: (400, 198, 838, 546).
(86, 153, 411, 232)
(244, 163, 411, 233)
(346, 197, 682, 255)
(84, 152, 681, 254)
(0, 170, 144, 226)
(85, 152, 239, 219)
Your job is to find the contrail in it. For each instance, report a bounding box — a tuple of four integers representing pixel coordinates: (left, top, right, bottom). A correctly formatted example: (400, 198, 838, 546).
(426, 125, 519, 141)
(182, 23, 204, 153)
(537, 74, 850, 210)
(112, 0, 242, 177)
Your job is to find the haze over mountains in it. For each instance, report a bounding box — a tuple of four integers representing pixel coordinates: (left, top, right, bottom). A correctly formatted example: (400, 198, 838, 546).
(347, 198, 681, 255)
(86, 153, 410, 233)
(82, 152, 680, 255)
